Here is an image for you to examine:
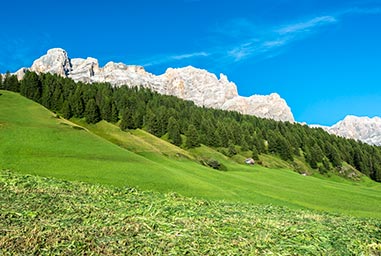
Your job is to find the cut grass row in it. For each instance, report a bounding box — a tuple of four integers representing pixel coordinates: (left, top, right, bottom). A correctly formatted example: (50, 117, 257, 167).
(1, 170, 380, 255)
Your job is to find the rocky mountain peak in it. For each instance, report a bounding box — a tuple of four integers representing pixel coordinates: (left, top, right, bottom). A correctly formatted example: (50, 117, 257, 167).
(160, 66, 238, 108)
(315, 115, 381, 146)
(13, 48, 295, 122)
(31, 48, 71, 77)
(221, 93, 294, 122)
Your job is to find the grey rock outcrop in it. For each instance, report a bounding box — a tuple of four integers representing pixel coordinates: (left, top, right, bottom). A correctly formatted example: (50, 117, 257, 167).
(14, 48, 295, 122)
(327, 115, 381, 146)
(222, 93, 294, 122)
(30, 48, 71, 77)
(312, 115, 381, 146)
(159, 66, 237, 109)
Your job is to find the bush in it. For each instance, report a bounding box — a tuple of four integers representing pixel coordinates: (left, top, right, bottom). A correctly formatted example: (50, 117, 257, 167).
(201, 158, 227, 171)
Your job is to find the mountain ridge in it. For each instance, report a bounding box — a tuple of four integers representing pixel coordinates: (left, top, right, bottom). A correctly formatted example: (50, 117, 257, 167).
(313, 115, 381, 146)
(14, 48, 294, 122)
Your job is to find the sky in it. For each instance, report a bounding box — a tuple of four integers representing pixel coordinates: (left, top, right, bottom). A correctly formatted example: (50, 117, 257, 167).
(1, 0, 381, 125)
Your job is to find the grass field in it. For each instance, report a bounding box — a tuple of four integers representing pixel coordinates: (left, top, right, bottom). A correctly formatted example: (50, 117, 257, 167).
(1, 90, 381, 218)
(1, 170, 380, 255)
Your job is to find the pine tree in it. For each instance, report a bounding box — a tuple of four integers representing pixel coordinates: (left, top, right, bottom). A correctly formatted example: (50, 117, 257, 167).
(0, 74, 3, 89)
(120, 109, 135, 130)
(21, 71, 41, 102)
(85, 99, 101, 124)
(241, 140, 250, 152)
(185, 124, 200, 148)
(215, 123, 229, 147)
(304, 148, 318, 169)
(227, 140, 237, 157)
(51, 85, 64, 112)
(167, 117, 182, 146)
(145, 109, 161, 137)
(322, 157, 330, 170)
(61, 100, 73, 119)
(100, 98, 112, 122)
(326, 144, 342, 167)
(71, 88, 85, 118)
(4, 72, 19, 92)
(252, 147, 260, 161)
(110, 101, 119, 123)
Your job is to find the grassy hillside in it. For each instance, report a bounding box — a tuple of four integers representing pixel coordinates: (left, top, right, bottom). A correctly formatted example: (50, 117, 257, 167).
(1, 170, 380, 255)
(1, 90, 381, 218)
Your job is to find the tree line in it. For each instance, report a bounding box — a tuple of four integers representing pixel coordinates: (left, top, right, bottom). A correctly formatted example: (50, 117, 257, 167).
(1, 71, 380, 182)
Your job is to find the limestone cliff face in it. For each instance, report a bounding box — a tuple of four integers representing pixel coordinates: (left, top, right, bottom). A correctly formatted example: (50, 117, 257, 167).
(159, 66, 238, 109)
(315, 115, 381, 146)
(222, 93, 294, 122)
(15, 48, 295, 122)
(30, 48, 71, 77)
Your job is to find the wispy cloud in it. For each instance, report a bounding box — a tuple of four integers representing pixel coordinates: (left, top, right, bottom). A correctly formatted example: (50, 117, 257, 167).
(142, 51, 210, 67)
(142, 14, 340, 68)
(227, 42, 256, 61)
(276, 16, 337, 35)
(139, 5, 381, 69)
(340, 6, 381, 15)
(171, 52, 209, 60)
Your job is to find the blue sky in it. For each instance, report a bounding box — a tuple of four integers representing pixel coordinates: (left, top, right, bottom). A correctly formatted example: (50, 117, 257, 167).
(1, 0, 381, 125)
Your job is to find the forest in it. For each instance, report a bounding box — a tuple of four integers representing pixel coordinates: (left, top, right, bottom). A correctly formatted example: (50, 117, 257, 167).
(1, 70, 380, 182)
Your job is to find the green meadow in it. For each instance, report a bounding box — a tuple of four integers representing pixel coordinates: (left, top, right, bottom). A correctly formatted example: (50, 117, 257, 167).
(1, 90, 381, 218)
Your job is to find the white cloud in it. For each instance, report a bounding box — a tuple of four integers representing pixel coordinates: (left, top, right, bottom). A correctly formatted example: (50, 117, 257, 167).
(341, 6, 381, 15)
(262, 39, 287, 48)
(139, 6, 381, 68)
(142, 51, 210, 67)
(276, 16, 337, 35)
(171, 51, 209, 60)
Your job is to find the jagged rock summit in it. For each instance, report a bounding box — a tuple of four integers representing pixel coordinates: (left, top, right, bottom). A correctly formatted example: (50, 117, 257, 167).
(16, 48, 294, 122)
(322, 115, 381, 146)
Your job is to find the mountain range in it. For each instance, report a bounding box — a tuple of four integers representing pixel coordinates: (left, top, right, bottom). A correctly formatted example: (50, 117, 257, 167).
(10, 48, 381, 146)
(15, 48, 294, 122)
(313, 115, 381, 146)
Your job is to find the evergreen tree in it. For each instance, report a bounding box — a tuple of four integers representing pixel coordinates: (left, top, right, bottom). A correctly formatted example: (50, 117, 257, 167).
(277, 136, 293, 161)
(145, 109, 161, 137)
(21, 71, 42, 102)
(0, 74, 3, 89)
(252, 135, 265, 154)
(241, 140, 250, 152)
(215, 123, 229, 147)
(41, 81, 55, 109)
(252, 147, 260, 161)
(85, 99, 101, 124)
(185, 124, 200, 148)
(213, 129, 223, 148)
(100, 98, 112, 122)
(326, 144, 342, 167)
(61, 100, 72, 119)
(304, 148, 318, 169)
(4, 72, 19, 92)
(227, 140, 237, 157)
(110, 101, 119, 123)
(167, 117, 182, 146)
(321, 157, 331, 173)
(51, 84, 64, 111)
(71, 87, 85, 118)
(120, 109, 135, 130)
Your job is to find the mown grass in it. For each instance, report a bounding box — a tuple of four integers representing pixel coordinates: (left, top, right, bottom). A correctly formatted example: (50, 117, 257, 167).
(1, 90, 381, 218)
(1, 170, 380, 255)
